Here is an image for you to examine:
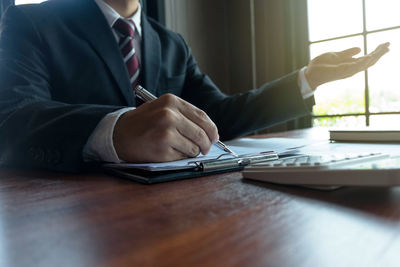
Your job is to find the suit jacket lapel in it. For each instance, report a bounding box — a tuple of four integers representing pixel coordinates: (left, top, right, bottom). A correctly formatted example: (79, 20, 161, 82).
(141, 15, 161, 96)
(70, 0, 134, 106)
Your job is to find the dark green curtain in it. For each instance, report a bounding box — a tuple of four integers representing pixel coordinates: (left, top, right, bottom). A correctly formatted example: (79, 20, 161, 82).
(283, 0, 312, 130)
(259, 0, 311, 133)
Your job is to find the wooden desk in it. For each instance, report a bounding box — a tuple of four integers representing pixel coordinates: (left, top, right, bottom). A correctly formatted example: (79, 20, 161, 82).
(1, 128, 400, 267)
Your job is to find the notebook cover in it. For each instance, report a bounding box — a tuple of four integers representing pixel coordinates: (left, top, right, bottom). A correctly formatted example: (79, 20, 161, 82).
(329, 129, 400, 142)
(104, 165, 244, 184)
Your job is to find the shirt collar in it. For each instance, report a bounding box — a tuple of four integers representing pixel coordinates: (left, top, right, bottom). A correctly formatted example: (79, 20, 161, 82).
(94, 0, 142, 37)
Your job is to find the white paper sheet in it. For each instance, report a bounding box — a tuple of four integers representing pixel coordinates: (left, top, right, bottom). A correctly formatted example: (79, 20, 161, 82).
(104, 137, 313, 171)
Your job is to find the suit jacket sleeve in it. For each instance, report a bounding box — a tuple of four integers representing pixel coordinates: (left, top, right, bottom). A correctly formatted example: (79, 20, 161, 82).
(0, 6, 124, 171)
(178, 35, 314, 141)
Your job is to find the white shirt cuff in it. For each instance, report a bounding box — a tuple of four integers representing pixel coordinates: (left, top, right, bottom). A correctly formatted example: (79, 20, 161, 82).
(298, 66, 314, 99)
(82, 107, 136, 163)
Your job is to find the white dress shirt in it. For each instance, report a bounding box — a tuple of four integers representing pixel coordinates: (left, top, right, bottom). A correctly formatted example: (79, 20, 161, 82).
(94, 0, 142, 61)
(83, 0, 314, 163)
(83, 0, 141, 163)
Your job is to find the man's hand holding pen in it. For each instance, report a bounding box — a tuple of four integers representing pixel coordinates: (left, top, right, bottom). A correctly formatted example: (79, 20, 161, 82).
(113, 93, 219, 163)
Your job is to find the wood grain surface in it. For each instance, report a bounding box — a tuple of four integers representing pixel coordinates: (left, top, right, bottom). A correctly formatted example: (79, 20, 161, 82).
(1, 128, 400, 267)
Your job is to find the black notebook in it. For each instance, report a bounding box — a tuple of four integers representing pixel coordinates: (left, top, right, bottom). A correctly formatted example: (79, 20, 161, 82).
(104, 151, 279, 184)
(103, 137, 307, 184)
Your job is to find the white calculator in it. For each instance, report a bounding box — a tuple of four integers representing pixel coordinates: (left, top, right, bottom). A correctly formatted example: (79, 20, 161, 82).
(242, 153, 400, 187)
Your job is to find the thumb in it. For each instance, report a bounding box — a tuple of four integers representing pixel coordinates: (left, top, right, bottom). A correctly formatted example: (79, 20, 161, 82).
(337, 47, 361, 58)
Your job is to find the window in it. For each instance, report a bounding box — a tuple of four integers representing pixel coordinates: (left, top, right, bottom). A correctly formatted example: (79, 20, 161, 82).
(308, 0, 400, 127)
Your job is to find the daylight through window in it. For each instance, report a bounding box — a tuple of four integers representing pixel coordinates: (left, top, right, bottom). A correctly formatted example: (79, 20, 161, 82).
(308, 0, 400, 127)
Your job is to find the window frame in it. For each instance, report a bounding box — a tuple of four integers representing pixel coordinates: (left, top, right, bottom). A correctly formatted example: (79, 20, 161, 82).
(308, 0, 400, 126)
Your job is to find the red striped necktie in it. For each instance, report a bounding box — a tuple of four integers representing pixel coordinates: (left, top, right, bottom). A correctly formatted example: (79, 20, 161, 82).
(113, 18, 140, 89)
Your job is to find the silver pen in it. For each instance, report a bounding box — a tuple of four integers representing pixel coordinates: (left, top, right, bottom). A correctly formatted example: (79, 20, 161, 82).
(134, 85, 238, 157)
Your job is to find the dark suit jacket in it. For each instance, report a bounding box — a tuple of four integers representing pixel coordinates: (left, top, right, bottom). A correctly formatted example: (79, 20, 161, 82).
(0, 0, 313, 171)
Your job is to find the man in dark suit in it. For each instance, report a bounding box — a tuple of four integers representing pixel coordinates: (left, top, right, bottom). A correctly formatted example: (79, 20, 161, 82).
(0, 0, 389, 171)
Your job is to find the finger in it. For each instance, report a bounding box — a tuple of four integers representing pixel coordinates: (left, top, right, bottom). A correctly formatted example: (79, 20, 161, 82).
(368, 42, 390, 59)
(174, 97, 219, 143)
(160, 147, 188, 162)
(175, 114, 212, 155)
(336, 47, 361, 58)
(364, 42, 390, 62)
(170, 129, 202, 158)
(150, 130, 195, 162)
(369, 42, 390, 57)
(358, 44, 389, 69)
(374, 42, 391, 51)
(157, 94, 219, 143)
(338, 44, 389, 77)
(366, 50, 388, 68)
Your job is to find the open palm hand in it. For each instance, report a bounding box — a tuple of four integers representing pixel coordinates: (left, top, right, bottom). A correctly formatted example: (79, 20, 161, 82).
(305, 42, 390, 90)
